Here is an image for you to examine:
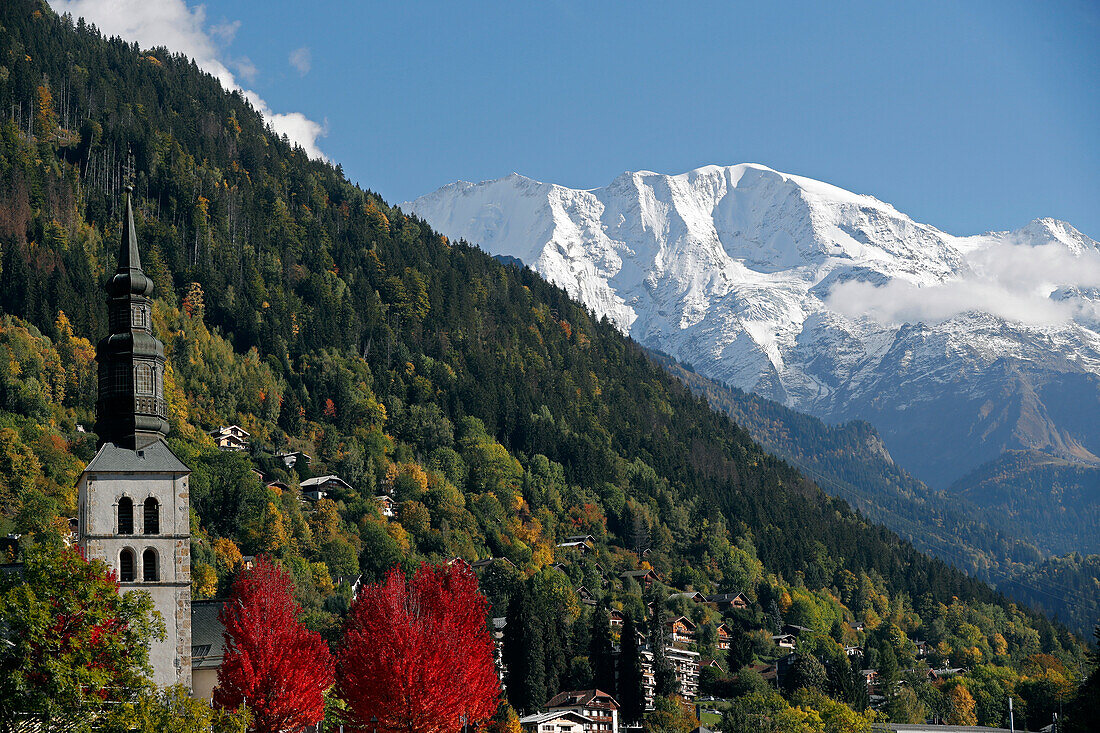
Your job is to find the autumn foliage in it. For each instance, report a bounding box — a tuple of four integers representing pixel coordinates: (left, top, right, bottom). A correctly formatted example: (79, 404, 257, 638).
(336, 561, 501, 733)
(213, 556, 334, 733)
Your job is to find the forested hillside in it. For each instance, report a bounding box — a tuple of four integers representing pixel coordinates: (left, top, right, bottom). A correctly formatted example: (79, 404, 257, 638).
(0, 1, 1092, 728)
(656, 354, 1100, 637)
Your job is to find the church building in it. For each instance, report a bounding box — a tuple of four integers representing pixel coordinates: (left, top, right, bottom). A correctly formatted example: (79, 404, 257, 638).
(76, 181, 193, 688)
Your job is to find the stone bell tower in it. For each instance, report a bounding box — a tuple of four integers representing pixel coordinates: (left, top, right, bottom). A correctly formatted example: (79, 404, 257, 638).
(77, 177, 192, 688)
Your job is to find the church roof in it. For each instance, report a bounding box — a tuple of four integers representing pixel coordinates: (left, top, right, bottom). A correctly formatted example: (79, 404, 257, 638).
(191, 600, 226, 670)
(84, 440, 190, 474)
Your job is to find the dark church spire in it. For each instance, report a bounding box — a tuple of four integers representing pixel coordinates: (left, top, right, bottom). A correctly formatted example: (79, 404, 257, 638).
(95, 173, 169, 450)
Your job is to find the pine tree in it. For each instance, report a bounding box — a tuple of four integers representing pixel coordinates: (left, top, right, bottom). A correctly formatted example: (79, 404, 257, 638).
(649, 596, 678, 697)
(590, 605, 616, 694)
(503, 586, 546, 714)
(618, 613, 645, 724)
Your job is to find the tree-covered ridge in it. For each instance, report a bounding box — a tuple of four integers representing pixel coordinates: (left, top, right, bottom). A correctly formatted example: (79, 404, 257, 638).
(655, 353, 1100, 637)
(0, 0, 1091, 728)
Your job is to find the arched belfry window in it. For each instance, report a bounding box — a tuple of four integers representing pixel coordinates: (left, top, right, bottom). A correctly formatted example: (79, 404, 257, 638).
(120, 548, 135, 582)
(142, 548, 158, 582)
(118, 497, 134, 535)
(144, 497, 160, 535)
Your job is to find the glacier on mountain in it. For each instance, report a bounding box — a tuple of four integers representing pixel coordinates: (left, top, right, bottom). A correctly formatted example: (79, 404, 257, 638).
(407, 164, 1100, 487)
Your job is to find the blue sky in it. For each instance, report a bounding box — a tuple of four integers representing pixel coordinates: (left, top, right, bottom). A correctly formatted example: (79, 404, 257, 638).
(55, 0, 1100, 238)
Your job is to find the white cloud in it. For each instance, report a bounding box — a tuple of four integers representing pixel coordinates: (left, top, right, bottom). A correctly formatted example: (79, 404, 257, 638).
(827, 241, 1100, 327)
(48, 0, 327, 159)
(230, 56, 258, 85)
(289, 46, 311, 77)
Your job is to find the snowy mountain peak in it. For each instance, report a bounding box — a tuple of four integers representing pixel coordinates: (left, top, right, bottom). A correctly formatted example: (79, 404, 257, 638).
(406, 165, 1100, 487)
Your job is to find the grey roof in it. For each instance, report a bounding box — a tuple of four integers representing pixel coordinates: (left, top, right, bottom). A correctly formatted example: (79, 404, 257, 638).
(84, 440, 190, 474)
(301, 475, 352, 490)
(519, 711, 588, 726)
(191, 600, 226, 670)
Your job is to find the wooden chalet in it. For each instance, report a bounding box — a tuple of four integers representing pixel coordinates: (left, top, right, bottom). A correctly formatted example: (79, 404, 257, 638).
(620, 568, 660, 589)
(771, 633, 796, 649)
(300, 474, 353, 501)
(210, 425, 249, 452)
(707, 591, 750, 610)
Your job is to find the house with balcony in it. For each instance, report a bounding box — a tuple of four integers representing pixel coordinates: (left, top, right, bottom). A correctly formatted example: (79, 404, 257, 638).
(546, 689, 620, 733)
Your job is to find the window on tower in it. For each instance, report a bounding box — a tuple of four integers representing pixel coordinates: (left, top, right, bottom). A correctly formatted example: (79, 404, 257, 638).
(118, 497, 134, 534)
(144, 497, 160, 534)
(131, 304, 146, 328)
(120, 548, 135, 582)
(135, 364, 153, 395)
(143, 549, 158, 581)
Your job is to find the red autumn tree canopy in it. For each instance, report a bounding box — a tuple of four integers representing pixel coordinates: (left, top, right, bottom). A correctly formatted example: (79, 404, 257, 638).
(337, 561, 501, 733)
(213, 555, 334, 733)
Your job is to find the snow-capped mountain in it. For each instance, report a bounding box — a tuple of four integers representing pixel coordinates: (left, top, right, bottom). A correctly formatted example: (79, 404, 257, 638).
(407, 164, 1100, 487)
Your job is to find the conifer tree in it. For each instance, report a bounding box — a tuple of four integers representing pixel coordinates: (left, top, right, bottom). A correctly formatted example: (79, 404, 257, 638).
(648, 595, 678, 697)
(617, 613, 645, 724)
(590, 605, 616, 693)
(503, 586, 546, 714)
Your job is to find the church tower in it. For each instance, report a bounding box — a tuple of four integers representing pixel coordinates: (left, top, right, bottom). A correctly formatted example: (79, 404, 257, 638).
(78, 179, 192, 689)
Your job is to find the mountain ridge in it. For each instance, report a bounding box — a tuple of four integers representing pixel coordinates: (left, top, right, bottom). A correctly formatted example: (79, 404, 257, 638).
(407, 164, 1100, 489)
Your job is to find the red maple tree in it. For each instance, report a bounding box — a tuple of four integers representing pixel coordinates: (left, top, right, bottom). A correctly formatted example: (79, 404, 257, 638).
(336, 561, 501, 733)
(213, 556, 334, 732)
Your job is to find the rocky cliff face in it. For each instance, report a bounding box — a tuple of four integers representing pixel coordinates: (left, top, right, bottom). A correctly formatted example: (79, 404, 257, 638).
(408, 163, 1100, 487)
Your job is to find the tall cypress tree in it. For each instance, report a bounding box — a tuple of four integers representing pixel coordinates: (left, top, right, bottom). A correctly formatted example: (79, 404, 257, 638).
(503, 586, 546, 714)
(648, 596, 678, 696)
(618, 613, 645, 724)
(590, 605, 616, 693)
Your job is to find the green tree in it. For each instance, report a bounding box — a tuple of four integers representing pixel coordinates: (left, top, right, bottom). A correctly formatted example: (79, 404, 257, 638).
(590, 605, 616, 694)
(503, 585, 545, 714)
(0, 542, 161, 728)
(618, 613, 646, 724)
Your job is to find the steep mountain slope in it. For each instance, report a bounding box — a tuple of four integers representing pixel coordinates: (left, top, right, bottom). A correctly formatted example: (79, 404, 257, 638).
(949, 450, 1100, 556)
(408, 167, 1100, 491)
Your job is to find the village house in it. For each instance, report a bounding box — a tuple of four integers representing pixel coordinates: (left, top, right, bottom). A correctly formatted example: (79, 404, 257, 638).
(520, 711, 590, 733)
(707, 591, 750, 611)
(374, 495, 396, 517)
(557, 540, 592, 555)
(576, 585, 597, 606)
(844, 645, 863, 657)
(665, 616, 696, 646)
(667, 591, 707, 604)
(715, 623, 732, 651)
(210, 425, 249, 452)
(274, 450, 311, 470)
(300, 474, 353, 501)
(771, 633, 797, 649)
(546, 689, 620, 733)
(620, 569, 660, 589)
(471, 557, 518, 572)
(608, 609, 625, 628)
